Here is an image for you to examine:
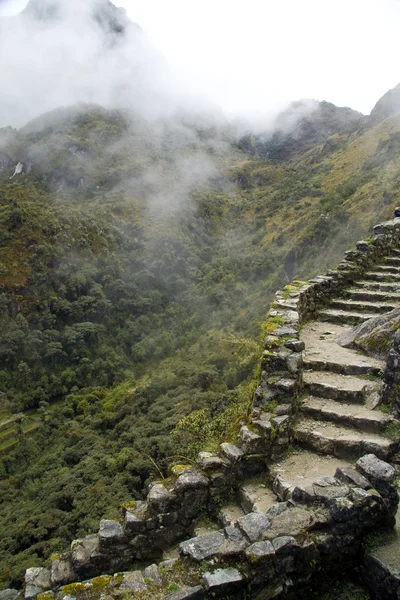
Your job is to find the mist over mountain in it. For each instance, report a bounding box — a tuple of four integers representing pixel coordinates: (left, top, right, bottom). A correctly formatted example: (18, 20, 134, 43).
(1, 0, 400, 592)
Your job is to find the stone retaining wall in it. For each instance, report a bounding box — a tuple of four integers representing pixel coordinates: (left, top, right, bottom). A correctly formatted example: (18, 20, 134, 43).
(21, 454, 399, 600)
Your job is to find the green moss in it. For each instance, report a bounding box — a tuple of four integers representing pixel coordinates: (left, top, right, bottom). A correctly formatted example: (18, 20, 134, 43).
(91, 576, 111, 589)
(62, 583, 88, 595)
(166, 582, 179, 593)
(122, 501, 137, 511)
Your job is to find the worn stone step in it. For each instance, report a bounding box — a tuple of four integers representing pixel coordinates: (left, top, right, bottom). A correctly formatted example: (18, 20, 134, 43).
(238, 478, 277, 514)
(363, 271, 400, 282)
(301, 396, 391, 433)
(329, 298, 398, 314)
(374, 264, 400, 274)
(303, 358, 383, 376)
(390, 248, 400, 256)
(301, 321, 385, 377)
(270, 449, 349, 501)
(354, 280, 400, 292)
(294, 417, 397, 460)
(303, 371, 372, 403)
(343, 288, 400, 303)
(384, 256, 400, 267)
(317, 308, 375, 326)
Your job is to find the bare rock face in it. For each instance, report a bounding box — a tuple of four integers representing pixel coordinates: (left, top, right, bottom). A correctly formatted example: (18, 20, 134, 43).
(339, 308, 400, 359)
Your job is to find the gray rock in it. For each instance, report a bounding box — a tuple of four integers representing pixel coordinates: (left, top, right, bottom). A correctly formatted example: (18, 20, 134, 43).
(284, 339, 305, 352)
(245, 540, 275, 562)
(175, 472, 209, 492)
(124, 512, 146, 535)
(339, 309, 400, 359)
(143, 564, 162, 587)
(236, 512, 271, 542)
(0, 592, 18, 600)
(275, 404, 292, 416)
(196, 452, 225, 471)
(164, 587, 204, 600)
(220, 443, 244, 462)
(312, 482, 350, 503)
(98, 520, 124, 546)
(202, 567, 244, 592)
(266, 502, 289, 518)
(120, 571, 146, 593)
(147, 483, 176, 513)
(272, 536, 299, 552)
(25, 568, 51, 590)
(51, 556, 76, 586)
(179, 531, 226, 560)
(71, 534, 100, 569)
(239, 426, 263, 453)
(335, 466, 372, 490)
(25, 588, 43, 600)
(357, 454, 395, 483)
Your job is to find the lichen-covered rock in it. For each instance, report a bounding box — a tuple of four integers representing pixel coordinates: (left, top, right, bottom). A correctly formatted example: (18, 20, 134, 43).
(196, 452, 226, 471)
(143, 564, 162, 587)
(119, 571, 146, 593)
(51, 555, 76, 587)
(339, 309, 400, 359)
(0, 591, 18, 600)
(25, 568, 51, 599)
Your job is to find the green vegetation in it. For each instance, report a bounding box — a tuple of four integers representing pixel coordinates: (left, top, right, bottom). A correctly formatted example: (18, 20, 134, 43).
(0, 103, 400, 587)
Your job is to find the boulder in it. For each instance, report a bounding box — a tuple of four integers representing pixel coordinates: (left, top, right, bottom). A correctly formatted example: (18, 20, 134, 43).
(339, 309, 400, 359)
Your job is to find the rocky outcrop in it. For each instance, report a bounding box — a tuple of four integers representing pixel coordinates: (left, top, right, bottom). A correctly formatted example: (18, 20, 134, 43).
(339, 308, 400, 359)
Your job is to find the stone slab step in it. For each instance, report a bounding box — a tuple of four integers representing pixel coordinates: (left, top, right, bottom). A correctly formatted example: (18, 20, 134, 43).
(374, 265, 400, 274)
(303, 359, 383, 376)
(303, 371, 372, 403)
(354, 280, 400, 292)
(301, 396, 391, 432)
(317, 308, 375, 326)
(329, 298, 399, 314)
(390, 248, 400, 256)
(239, 479, 277, 514)
(363, 271, 400, 282)
(343, 288, 400, 303)
(301, 321, 385, 376)
(294, 417, 397, 460)
(270, 449, 349, 501)
(384, 256, 400, 267)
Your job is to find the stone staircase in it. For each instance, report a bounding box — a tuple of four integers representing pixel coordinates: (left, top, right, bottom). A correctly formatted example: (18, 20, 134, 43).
(18, 224, 400, 600)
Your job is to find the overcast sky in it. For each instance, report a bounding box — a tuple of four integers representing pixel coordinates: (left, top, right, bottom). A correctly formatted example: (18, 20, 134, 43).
(1, 0, 400, 117)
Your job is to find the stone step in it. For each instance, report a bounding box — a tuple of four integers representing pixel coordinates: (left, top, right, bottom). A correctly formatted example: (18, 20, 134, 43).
(301, 396, 391, 433)
(238, 478, 277, 514)
(270, 448, 349, 501)
(343, 288, 400, 303)
(374, 264, 400, 274)
(354, 280, 400, 292)
(390, 248, 400, 256)
(317, 308, 375, 326)
(363, 271, 400, 282)
(384, 256, 400, 267)
(303, 371, 372, 403)
(329, 298, 399, 314)
(303, 358, 383, 376)
(294, 417, 397, 460)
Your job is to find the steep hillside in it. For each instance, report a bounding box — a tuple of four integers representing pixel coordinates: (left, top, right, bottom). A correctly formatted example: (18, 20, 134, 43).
(0, 34, 400, 585)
